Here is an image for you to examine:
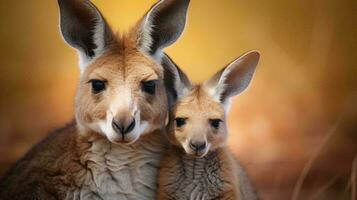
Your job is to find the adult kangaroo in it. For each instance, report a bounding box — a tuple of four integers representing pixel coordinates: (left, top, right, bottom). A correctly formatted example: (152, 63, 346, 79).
(0, 0, 190, 199)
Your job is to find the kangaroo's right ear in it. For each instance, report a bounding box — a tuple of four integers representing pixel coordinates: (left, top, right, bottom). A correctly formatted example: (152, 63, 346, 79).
(58, 0, 113, 72)
(137, 0, 190, 62)
(161, 54, 191, 108)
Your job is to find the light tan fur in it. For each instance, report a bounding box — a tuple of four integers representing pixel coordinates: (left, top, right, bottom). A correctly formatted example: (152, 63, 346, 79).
(70, 33, 170, 199)
(158, 87, 246, 200)
(75, 32, 168, 143)
(158, 52, 260, 200)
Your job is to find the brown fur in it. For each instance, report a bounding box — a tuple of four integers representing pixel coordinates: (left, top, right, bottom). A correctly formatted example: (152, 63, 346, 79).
(0, 121, 168, 200)
(0, 38, 170, 199)
(158, 146, 241, 200)
(0, 0, 191, 199)
(0, 122, 79, 199)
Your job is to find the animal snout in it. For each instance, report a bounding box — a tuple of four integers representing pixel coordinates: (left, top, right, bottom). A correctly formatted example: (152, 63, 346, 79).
(189, 141, 207, 152)
(112, 117, 136, 135)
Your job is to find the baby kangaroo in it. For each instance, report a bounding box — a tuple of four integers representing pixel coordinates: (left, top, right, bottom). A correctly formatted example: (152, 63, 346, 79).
(158, 51, 260, 200)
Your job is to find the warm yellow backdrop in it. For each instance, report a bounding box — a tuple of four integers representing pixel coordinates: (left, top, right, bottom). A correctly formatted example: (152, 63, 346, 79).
(0, 0, 356, 199)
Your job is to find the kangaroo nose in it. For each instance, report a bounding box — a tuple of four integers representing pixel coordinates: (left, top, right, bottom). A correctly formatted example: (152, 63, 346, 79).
(189, 141, 206, 152)
(112, 118, 136, 135)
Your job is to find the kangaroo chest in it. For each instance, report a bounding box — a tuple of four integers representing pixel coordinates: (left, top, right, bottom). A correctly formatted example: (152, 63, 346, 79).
(66, 135, 167, 200)
(161, 150, 235, 200)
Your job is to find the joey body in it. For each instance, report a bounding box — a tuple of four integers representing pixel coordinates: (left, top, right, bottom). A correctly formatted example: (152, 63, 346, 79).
(158, 52, 260, 200)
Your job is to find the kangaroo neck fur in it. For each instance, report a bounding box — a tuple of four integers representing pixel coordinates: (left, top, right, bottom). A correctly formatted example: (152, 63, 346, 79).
(66, 127, 169, 200)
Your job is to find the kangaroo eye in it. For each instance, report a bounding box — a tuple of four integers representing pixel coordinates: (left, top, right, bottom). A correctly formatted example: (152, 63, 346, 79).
(142, 80, 158, 95)
(90, 80, 106, 93)
(209, 119, 222, 129)
(175, 117, 186, 127)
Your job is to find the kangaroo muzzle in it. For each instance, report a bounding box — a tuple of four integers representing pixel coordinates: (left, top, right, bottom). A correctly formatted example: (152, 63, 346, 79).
(112, 116, 136, 136)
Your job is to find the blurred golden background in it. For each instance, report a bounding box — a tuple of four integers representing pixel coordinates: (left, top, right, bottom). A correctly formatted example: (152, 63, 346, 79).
(0, 0, 356, 199)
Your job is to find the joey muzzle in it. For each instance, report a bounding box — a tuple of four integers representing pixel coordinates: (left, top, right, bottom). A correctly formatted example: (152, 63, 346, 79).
(189, 141, 207, 152)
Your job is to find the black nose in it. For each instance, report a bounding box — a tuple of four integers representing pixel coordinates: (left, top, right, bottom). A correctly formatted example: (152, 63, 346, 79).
(112, 118, 136, 135)
(189, 141, 206, 152)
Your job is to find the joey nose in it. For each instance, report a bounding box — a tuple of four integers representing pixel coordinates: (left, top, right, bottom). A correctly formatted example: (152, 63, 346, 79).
(189, 141, 207, 152)
(112, 118, 136, 135)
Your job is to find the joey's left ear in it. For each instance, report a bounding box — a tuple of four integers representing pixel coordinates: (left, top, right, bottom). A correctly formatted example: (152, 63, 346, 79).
(204, 51, 260, 105)
(137, 0, 190, 61)
(161, 53, 192, 109)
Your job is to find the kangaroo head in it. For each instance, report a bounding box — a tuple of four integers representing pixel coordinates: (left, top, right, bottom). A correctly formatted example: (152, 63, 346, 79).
(58, 0, 190, 144)
(167, 51, 260, 157)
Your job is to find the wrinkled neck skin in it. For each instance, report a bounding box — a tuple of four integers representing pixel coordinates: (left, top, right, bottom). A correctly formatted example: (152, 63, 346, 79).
(179, 148, 231, 184)
(67, 127, 168, 200)
(181, 149, 223, 180)
(160, 146, 239, 200)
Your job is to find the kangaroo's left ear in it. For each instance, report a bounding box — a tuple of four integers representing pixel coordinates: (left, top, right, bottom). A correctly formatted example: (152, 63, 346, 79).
(204, 51, 260, 107)
(137, 0, 190, 61)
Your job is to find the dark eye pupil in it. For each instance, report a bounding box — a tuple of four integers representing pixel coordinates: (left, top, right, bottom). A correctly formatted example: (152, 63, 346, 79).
(91, 80, 106, 93)
(175, 118, 186, 127)
(210, 119, 221, 129)
(142, 80, 157, 94)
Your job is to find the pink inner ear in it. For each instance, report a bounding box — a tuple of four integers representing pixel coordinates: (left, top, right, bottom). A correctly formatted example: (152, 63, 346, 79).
(137, 0, 190, 57)
(213, 51, 260, 102)
(59, 0, 115, 72)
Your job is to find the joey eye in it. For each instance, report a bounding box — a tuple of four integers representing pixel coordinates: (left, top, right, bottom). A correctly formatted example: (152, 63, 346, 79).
(209, 119, 222, 129)
(90, 80, 106, 94)
(175, 117, 186, 127)
(142, 80, 158, 95)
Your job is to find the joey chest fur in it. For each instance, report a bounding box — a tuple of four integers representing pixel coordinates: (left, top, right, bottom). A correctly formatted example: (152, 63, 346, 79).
(67, 132, 168, 200)
(158, 148, 238, 200)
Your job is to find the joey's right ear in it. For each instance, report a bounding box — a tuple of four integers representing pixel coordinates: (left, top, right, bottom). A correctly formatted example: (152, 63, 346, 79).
(204, 51, 260, 108)
(161, 54, 191, 108)
(58, 0, 114, 72)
